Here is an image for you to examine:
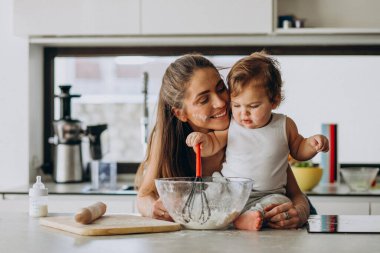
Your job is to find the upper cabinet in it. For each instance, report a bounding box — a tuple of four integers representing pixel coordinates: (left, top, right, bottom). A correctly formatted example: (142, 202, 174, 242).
(13, 0, 380, 40)
(141, 0, 273, 35)
(13, 0, 273, 36)
(275, 0, 380, 34)
(13, 0, 140, 36)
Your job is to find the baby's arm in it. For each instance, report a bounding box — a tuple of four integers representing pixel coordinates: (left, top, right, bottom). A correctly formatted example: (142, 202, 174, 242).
(186, 130, 228, 157)
(287, 117, 329, 161)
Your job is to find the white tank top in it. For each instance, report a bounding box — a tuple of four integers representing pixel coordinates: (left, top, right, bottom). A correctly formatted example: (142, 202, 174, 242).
(221, 113, 289, 193)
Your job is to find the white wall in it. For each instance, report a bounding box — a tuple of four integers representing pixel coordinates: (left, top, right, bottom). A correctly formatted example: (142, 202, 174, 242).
(276, 55, 380, 164)
(0, 0, 29, 187)
(28, 44, 43, 183)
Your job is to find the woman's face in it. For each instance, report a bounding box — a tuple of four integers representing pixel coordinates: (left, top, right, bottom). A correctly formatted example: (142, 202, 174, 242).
(176, 67, 230, 133)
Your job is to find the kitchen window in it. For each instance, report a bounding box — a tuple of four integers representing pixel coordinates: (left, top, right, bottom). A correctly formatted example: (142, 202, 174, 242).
(53, 55, 171, 163)
(44, 47, 250, 174)
(43, 46, 380, 175)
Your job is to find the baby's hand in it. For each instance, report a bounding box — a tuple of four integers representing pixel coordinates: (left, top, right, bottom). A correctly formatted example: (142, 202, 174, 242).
(309, 135, 329, 153)
(186, 132, 209, 152)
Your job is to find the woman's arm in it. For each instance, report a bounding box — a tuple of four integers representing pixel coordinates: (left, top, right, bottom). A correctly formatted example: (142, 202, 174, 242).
(264, 166, 310, 229)
(136, 193, 173, 221)
(136, 173, 173, 221)
(285, 166, 310, 226)
(135, 135, 173, 221)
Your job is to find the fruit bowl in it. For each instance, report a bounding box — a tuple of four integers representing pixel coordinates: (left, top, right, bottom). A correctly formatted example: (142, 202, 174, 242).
(340, 167, 379, 192)
(155, 177, 253, 230)
(291, 167, 323, 192)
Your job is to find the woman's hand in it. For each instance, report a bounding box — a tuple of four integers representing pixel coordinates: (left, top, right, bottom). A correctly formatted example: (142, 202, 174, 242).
(151, 198, 174, 222)
(264, 202, 302, 229)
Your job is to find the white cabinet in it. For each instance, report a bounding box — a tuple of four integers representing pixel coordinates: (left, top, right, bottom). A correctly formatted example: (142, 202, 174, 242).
(14, 0, 380, 38)
(141, 0, 273, 35)
(13, 0, 140, 36)
(370, 202, 380, 215)
(275, 0, 380, 34)
(14, 0, 273, 36)
(0, 194, 136, 214)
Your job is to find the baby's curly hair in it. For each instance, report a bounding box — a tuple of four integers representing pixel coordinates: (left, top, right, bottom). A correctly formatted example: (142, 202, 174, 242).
(227, 51, 284, 105)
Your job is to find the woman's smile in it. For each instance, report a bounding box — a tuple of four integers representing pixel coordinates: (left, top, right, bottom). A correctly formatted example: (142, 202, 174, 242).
(209, 108, 228, 119)
(191, 107, 228, 123)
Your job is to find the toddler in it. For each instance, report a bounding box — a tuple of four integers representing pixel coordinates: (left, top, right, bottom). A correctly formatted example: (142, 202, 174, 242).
(186, 52, 329, 230)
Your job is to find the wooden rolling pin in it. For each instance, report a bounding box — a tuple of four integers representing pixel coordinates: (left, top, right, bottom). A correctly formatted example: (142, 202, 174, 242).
(75, 202, 107, 224)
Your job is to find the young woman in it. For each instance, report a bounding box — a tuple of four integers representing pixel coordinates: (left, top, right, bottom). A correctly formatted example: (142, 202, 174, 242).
(135, 54, 310, 229)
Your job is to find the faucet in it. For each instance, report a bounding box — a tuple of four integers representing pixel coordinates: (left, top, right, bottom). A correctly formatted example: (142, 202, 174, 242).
(141, 72, 149, 152)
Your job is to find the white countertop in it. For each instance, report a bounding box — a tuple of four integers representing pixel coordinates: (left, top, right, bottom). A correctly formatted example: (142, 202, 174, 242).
(0, 174, 137, 195)
(2, 182, 380, 197)
(1, 212, 380, 253)
(0, 182, 137, 195)
(308, 183, 380, 196)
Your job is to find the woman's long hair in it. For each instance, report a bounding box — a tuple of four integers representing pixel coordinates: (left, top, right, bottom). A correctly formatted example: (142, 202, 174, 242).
(135, 54, 217, 196)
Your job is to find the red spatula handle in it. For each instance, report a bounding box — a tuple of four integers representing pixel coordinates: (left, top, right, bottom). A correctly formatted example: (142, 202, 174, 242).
(196, 143, 202, 178)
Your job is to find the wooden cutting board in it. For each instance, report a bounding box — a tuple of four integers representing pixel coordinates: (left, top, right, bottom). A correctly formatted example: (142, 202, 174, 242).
(40, 214, 181, 236)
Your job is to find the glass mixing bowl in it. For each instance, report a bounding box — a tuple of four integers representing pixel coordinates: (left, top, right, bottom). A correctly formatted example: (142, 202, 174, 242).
(155, 177, 253, 230)
(340, 167, 379, 192)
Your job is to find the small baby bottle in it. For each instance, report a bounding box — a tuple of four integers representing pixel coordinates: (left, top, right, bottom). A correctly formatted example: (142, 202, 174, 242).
(29, 176, 48, 217)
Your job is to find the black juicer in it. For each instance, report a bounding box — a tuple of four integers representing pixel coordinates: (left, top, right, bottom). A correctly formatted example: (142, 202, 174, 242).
(49, 85, 107, 183)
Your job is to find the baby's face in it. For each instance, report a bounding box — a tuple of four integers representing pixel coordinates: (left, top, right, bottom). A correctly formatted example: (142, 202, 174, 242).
(230, 84, 276, 129)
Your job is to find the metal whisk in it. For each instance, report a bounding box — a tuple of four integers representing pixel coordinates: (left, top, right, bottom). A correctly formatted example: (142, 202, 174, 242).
(182, 144, 211, 224)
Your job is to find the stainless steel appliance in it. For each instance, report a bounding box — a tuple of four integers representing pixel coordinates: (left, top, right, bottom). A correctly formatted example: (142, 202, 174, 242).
(49, 85, 107, 183)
